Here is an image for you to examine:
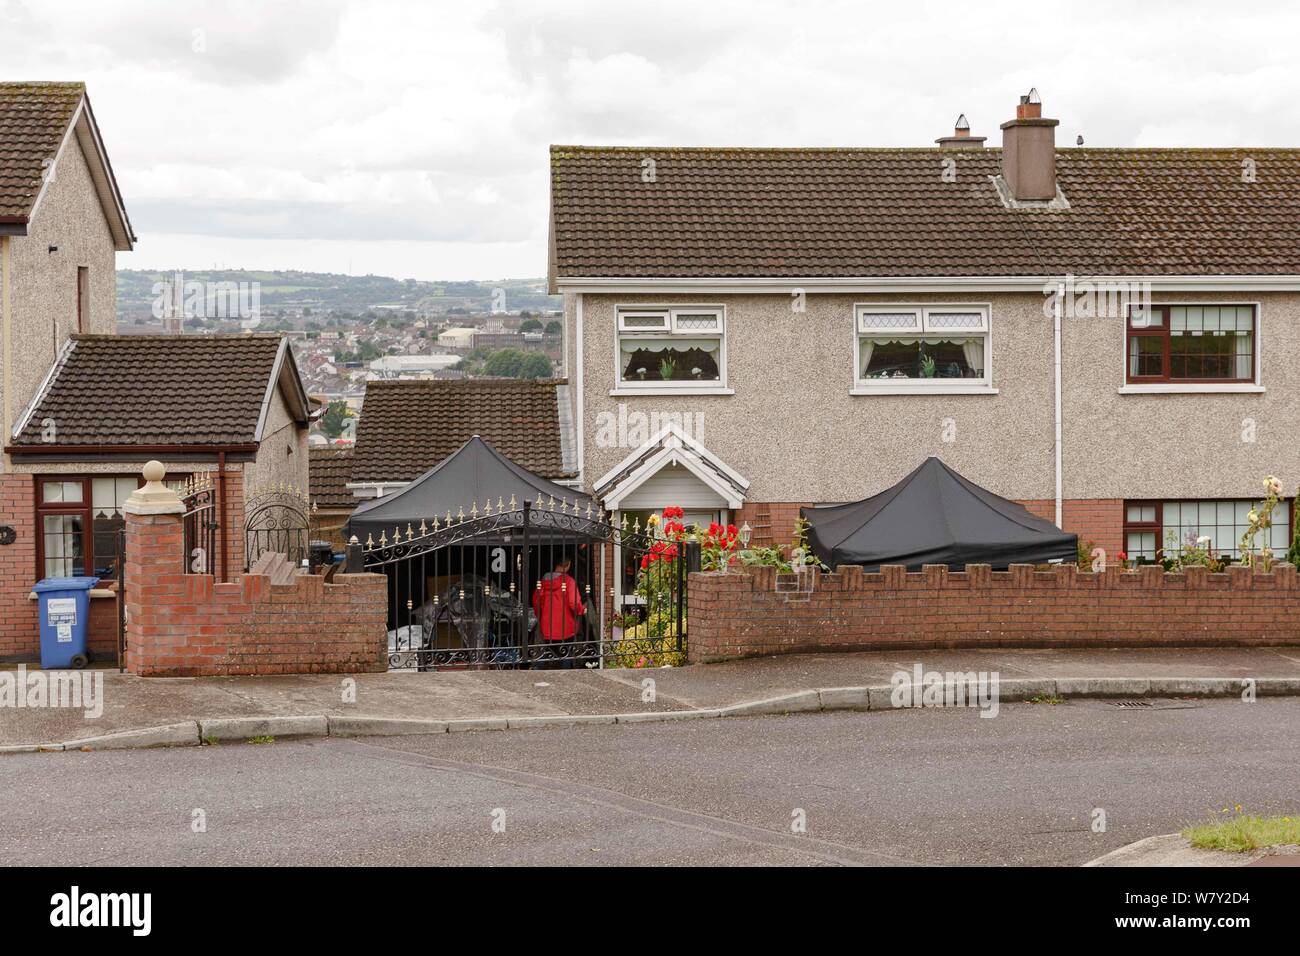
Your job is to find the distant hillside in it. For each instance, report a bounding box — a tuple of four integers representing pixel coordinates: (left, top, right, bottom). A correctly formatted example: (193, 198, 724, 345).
(116, 269, 560, 319)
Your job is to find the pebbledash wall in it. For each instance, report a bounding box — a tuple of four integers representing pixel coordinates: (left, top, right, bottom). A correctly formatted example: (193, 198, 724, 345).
(123, 467, 387, 677)
(687, 563, 1300, 662)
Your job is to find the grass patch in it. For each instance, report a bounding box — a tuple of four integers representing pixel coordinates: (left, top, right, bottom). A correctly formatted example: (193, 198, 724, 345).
(201, 734, 219, 746)
(1183, 814, 1300, 852)
(246, 735, 275, 745)
(1027, 694, 1065, 705)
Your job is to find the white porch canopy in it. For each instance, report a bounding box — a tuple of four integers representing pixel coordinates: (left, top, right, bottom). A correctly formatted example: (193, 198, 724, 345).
(592, 422, 750, 511)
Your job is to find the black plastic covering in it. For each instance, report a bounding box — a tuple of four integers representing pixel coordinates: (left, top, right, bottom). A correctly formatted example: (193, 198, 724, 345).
(801, 457, 1078, 571)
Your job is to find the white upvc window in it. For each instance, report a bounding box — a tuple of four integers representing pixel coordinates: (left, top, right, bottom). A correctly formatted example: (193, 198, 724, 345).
(616, 306, 725, 389)
(854, 304, 992, 392)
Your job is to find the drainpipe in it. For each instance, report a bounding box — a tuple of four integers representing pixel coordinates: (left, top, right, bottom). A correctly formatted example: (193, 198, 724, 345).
(1054, 283, 1063, 527)
(575, 293, 584, 488)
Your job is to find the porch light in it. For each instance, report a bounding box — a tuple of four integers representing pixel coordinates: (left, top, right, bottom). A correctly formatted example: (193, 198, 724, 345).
(739, 521, 752, 547)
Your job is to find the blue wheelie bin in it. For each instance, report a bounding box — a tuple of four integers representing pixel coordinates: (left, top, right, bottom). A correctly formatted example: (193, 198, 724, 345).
(34, 576, 100, 669)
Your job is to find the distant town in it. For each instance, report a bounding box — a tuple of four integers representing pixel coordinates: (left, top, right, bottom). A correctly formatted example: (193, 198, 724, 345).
(116, 268, 564, 447)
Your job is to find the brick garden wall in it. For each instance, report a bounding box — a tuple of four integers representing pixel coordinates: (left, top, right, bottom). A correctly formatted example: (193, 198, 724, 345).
(687, 562, 1300, 662)
(125, 508, 388, 678)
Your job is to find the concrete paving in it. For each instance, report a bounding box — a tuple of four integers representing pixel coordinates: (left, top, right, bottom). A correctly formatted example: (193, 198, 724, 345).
(4, 646, 1300, 747)
(2, 698, 1296, 865)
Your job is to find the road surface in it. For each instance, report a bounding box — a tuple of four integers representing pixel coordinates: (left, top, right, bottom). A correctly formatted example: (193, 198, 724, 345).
(4, 698, 1297, 865)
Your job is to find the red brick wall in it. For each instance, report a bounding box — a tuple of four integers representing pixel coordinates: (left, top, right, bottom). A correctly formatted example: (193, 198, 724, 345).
(1017, 498, 1123, 559)
(124, 507, 388, 677)
(0, 473, 38, 660)
(687, 562, 1300, 662)
(735, 502, 811, 550)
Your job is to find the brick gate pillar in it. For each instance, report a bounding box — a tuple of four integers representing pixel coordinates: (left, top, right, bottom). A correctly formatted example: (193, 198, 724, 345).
(123, 461, 186, 674)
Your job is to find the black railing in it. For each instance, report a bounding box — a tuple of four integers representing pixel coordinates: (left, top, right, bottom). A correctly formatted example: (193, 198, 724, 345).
(180, 475, 221, 577)
(364, 498, 692, 671)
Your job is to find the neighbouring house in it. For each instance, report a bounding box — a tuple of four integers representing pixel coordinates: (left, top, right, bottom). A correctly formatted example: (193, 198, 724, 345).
(309, 445, 356, 547)
(549, 89, 1300, 587)
(344, 378, 577, 502)
(0, 82, 313, 662)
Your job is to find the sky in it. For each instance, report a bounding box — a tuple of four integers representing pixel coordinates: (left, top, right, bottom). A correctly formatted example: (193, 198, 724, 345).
(3, 0, 1300, 281)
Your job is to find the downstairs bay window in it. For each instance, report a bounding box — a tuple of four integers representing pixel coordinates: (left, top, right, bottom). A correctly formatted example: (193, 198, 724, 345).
(854, 305, 990, 392)
(1123, 499, 1292, 564)
(616, 307, 724, 390)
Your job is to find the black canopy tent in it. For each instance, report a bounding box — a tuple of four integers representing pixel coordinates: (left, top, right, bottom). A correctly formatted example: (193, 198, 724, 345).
(801, 457, 1078, 571)
(348, 437, 605, 668)
(346, 435, 598, 543)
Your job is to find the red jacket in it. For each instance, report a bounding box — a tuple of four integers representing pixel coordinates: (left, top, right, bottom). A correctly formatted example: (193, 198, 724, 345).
(532, 572, 584, 640)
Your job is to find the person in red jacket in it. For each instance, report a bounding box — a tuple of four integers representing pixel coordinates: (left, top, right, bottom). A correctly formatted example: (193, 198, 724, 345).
(532, 556, 585, 667)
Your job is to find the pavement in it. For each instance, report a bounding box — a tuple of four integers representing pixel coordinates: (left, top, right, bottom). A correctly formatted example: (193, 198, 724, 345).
(2, 698, 1297, 865)
(4, 645, 1300, 751)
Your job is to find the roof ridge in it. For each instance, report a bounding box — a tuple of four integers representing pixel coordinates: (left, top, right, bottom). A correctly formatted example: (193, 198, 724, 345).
(552, 144, 1300, 155)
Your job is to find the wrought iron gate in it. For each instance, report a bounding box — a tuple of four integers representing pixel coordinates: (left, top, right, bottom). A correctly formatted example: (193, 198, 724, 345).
(244, 484, 313, 570)
(363, 497, 691, 670)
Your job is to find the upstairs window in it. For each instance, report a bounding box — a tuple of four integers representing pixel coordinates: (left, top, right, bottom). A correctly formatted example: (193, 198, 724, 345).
(616, 307, 724, 388)
(1127, 305, 1256, 383)
(855, 305, 989, 389)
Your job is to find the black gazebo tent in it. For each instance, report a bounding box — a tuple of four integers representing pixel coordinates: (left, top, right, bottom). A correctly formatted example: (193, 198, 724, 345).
(346, 435, 596, 543)
(801, 457, 1078, 571)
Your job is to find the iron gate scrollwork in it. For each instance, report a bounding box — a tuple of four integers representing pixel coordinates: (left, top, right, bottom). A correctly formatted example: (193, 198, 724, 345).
(181, 474, 221, 576)
(363, 495, 689, 670)
(244, 483, 315, 570)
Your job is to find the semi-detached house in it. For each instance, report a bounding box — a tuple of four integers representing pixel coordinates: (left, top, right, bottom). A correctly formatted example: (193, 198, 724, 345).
(548, 90, 1300, 579)
(0, 83, 311, 663)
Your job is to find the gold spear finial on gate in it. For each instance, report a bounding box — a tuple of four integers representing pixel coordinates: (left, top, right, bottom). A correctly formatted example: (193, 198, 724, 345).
(406, 524, 414, 540)
(379, 531, 388, 547)
(547, 495, 555, 510)
(498, 497, 505, 513)
(508, 494, 516, 511)
(457, 506, 465, 522)
(484, 499, 493, 516)
(365, 533, 375, 550)
(445, 510, 452, 527)
(419, 519, 428, 536)
(431, 515, 440, 532)
(471, 501, 478, 518)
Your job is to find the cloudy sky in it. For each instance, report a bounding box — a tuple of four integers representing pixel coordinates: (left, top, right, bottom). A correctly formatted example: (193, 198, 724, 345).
(3, 0, 1298, 281)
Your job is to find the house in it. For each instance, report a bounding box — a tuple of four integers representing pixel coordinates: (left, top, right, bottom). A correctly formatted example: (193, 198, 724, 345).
(344, 378, 576, 501)
(0, 82, 312, 663)
(309, 445, 356, 547)
(548, 89, 1300, 571)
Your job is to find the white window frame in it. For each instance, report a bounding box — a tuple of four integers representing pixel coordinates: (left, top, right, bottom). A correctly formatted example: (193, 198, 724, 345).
(851, 303, 995, 395)
(612, 305, 729, 395)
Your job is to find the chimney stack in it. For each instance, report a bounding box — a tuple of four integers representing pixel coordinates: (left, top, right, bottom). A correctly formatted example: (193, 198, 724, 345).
(1000, 88, 1059, 201)
(935, 113, 986, 149)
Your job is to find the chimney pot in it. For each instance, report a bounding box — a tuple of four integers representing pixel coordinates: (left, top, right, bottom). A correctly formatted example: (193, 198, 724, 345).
(936, 113, 986, 149)
(1001, 89, 1058, 200)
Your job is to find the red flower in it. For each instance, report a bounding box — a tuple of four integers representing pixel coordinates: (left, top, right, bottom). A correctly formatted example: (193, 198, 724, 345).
(663, 506, 684, 520)
(1118, 551, 1128, 561)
